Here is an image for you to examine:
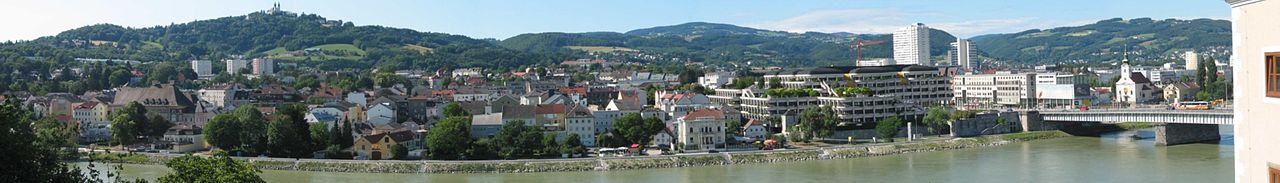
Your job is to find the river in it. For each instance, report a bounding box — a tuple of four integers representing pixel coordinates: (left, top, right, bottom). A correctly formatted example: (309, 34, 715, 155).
(95, 127, 1234, 183)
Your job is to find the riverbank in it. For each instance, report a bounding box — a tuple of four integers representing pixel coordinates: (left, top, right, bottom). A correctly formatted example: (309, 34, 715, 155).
(88, 131, 1071, 174)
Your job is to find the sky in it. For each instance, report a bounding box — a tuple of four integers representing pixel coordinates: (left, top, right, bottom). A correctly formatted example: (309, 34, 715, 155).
(0, 0, 1231, 41)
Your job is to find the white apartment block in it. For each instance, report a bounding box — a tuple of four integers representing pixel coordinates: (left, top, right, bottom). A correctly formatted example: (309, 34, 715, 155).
(893, 23, 931, 66)
(226, 59, 248, 74)
(1184, 51, 1199, 70)
(191, 60, 212, 78)
(252, 58, 274, 76)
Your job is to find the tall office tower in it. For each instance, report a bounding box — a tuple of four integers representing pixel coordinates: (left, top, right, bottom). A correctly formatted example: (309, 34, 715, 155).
(1184, 51, 1198, 70)
(951, 38, 977, 71)
(893, 23, 931, 66)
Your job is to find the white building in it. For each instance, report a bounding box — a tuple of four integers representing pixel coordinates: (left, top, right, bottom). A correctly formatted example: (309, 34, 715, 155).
(225, 59, 248, 74)
(1184, 51, 1199, 71)
(1114, 56, 1157, 106)
(654, 90, 714, 120)
(893, 23, 931, 66)
(950, 38, 977, 71)
(346, 91, 368, 107)
(252, 58, 274, 76)
(565, 107, 596, 147)
(197, 84, 238, 108)
(1225, 1, 1280, 181)
(676, 108, 726, 152)
(698, 72, 735, 89)
(191, 60, 213, 79)
(366, 103, 396, 125)
(741, 119, 767, 140)
(952, 73, 1037, 109)
(857, 58, 896, 67)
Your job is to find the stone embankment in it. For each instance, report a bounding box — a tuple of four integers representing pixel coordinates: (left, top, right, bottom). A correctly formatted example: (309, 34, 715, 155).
(92, 131, 1069, 174)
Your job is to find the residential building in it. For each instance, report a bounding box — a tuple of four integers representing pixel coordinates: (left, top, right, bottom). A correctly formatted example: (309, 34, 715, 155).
(677, 108, 726, 152)
(161, 125, 207, 153)
(352, 130, 418, 160)
(366, 103, 395, 125)
(950, 38, 977, 71)
(741, 119, 768, 140)
(564, 106, 596, 147)
(1163, 82, 1201, 103)
(471, 113, 505, 138)
(952, 73, 1037, 109)
(893, 23, 931, 66)
(251, 58, 274, 76)
(191, 60, 212, 79)
(654, 90, 714, 120)
(1226, 1, 1280, 181)
(1185, 51, 1199, 70)
(197, 84, 239, 109)
(225, 59, 248, 74)
(698, 72, 735, 89)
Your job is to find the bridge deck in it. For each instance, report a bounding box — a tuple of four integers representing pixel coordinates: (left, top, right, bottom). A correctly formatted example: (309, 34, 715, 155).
(1038, 109, 1233, 125)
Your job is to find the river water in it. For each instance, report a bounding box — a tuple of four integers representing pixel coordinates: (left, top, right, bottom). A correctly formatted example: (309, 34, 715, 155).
(98, 127, 1234, 183)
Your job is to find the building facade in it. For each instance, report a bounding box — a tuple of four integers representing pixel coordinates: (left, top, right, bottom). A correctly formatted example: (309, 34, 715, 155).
(950, 38, 977, 71)
(893, 23, 931, 66)
(1225, 0, 1280, 181)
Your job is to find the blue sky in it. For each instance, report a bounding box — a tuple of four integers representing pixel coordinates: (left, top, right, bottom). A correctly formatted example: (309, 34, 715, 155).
(0, 0, 1229, 41)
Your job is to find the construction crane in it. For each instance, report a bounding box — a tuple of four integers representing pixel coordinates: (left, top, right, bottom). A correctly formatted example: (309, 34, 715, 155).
(849, 40, 885, 63)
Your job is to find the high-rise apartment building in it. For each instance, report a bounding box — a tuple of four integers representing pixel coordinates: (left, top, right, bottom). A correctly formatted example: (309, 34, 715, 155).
(893, 23, 931, 66)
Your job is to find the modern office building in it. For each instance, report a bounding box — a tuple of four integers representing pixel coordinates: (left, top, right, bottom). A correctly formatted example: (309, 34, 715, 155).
(1225, 0, 1280, 181)
(950, 39, 977, 71)
(893, 23, 931, 66)
(953, 73, 1091, 109)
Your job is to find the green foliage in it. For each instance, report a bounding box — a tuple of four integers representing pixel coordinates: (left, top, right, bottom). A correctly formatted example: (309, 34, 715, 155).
(33, 117, 76, 157)
(875, 116, 904, 142)
(157, 155, 264, 183)
(922, 106, 952, 134)
(232, 105, 269, 155)
(492, 120, 541, 159)
(427, 117, 472, 160)
(541, 133, 560, 157)
(391, 144, 410, 160)
(309, 123, 333, 152)
(0, 99, 96, 183)
(726, 76, 757, 89)
(560, 133, 587, 157)
(764, 88, 819, 98)
(797, 106, 838, 141)
(833, 87, 874, 97)
(111, 101, 148, 145)
(612, 113, 666, 148)
(203, 114, 241, 150)
(266, 104, 314, 158)
(973, 18, 1230, 64)
(443, 102, 470, 118)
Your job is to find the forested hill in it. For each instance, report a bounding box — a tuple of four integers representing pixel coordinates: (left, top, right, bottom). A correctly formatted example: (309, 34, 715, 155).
(0, 10, 557, 69)
(499, 22, 958, 67)
(970, 18, 1231, 64)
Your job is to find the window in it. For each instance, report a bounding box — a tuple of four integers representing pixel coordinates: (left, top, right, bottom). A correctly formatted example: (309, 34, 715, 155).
(1272, 166, 1280, 183)
(1269, 52, 1280, 97)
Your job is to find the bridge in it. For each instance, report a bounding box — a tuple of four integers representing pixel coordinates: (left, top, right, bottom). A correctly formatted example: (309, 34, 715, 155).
(1038, 109, 1233, 125)
(1016, 109, 1234, 146)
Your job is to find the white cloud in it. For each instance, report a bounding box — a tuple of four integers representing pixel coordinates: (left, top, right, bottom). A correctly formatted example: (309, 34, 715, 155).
(749, 8, 1096, 38)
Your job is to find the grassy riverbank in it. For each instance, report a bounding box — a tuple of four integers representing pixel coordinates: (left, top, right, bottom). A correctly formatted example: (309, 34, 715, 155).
(90, 131, 1072, 174)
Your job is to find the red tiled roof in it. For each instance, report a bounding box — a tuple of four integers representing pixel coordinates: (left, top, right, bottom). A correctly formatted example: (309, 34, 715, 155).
(74, 101, 99, 109)
(682, 108, 724, 121)
(559, 87, 587, 95)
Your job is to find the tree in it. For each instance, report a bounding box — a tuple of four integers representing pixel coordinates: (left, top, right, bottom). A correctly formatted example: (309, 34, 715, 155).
(875, 116, 904, 142)
(309, 123, 333, 152)
(157, 155, 264, 183)
(768, 78, 782, 89)
(0, 99, 98, 182)
(612, 113, 665, 148)
(493, 120, 538, 159)
(922, 106, 952, 134)
(33, 117, 76, 157)
(391, 144, 410, 160)
(233, 105, 269, 155)
(561, 133, 587, 157)
(144, 114, 174, 137)
(111, 102, 148, 145)
(468, 138, 500, 160)
(541, 133, 560, 157)
(797, 106, 838, 141)
(427, 117, 471, 160)
(443, 102, 470, 118)
(203, 114, 242, 150)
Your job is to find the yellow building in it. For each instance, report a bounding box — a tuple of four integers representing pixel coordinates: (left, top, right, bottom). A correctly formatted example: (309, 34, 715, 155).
(352, 130, 417, 160)
(1226, 0, 1280, 182)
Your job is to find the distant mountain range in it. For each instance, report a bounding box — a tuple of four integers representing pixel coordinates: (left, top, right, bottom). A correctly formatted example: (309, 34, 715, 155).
(0, 9, 1231, 69)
